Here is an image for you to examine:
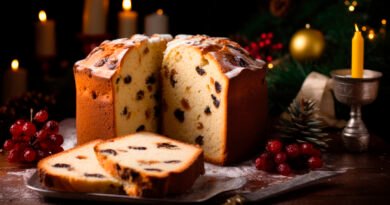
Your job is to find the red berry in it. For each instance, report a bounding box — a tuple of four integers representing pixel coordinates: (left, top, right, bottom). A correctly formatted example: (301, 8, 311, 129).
(49, 134, 64, 146)
(22, 122, 36, 137)
(308, 156, 323, 170)
(274, 152, 287, 164)
(51, 146, 64, 154)
(286, 144, 301, 158)
(10, 124, 23, 138)
(36, 129, 48, 141)
(23, 148, 37, 162)
(13, 142, 28, 152)
(255, 155, 275, 172)
(3, 139, 15, 151)
(39, 140, 51, 150)
(22, 134, 32, 142)
(266, 139, 283, 154)
(45, 120, 59, 134)
(37, 149, 50, 160)
(259, 152, 273, 160)
(301, 143, 314, 155)
(7, 149, 21, 163)
(15, 119, 26, 125)
(34, 110, 49, 123)
(277, 163, 292, 176)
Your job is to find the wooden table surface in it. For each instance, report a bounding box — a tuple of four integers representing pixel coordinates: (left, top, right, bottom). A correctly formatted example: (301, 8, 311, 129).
(0, 132, 389, 205)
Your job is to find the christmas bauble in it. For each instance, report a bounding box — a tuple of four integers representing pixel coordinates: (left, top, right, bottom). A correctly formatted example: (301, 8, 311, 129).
(289, 28, 325, 61)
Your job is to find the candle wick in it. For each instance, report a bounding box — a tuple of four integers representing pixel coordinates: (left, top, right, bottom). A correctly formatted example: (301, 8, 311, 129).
(355, 24, 359, 32)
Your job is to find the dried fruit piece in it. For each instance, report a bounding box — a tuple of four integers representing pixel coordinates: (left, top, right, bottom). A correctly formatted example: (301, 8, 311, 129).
(174, 109, 185, 122)
(195, 66, 206, 76)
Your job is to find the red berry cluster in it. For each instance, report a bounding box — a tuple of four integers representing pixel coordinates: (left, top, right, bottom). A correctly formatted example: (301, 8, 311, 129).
(244, 32, 283, 63)
(2, 110, 64, 163)
(255, 139, 323, 176)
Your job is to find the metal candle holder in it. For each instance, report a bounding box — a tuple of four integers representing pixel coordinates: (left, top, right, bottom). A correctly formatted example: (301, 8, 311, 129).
(331, 69, 382, 152)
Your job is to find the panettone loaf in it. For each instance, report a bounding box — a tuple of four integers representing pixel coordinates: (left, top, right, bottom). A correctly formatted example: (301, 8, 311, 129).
(161, 35, 267, 165)
(38, 140, 122, 193)
(74, 34, 172, 145)
(94, 132, 204, 197)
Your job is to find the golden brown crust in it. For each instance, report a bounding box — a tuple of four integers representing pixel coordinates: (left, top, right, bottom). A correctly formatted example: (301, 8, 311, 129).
(74, 67, 115, 145)
(225, 68, 268, 165)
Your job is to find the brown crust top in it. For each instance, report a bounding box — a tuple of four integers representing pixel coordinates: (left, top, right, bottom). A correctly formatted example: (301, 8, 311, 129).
(74, 34, 172, 79)
(165, 35, 265, 78)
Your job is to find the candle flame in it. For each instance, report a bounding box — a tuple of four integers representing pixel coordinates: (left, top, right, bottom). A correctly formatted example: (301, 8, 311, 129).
(305, 24, 310, 29)
(157, 9, 164, 15)
(39, 10, 47, 23)
(368, 30, 375, 40)
(123, 0, 131, 11)
(355, 24, 359, 32)
(382, 19, 387, 26)
(11, 59, 19, 71)
(267, 63, 274, 69)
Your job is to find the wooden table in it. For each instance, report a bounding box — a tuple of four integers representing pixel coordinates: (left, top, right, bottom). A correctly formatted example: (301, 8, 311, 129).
(1, 133, 389, 205)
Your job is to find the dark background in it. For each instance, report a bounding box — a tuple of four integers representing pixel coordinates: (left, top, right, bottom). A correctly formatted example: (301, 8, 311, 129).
(0, 0, 389, 138)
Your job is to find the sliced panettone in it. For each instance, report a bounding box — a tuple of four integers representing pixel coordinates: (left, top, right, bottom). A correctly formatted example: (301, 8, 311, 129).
(94, 132, 204, 197)
(74, 34, 172, 145)
(38, 140, 122, 193)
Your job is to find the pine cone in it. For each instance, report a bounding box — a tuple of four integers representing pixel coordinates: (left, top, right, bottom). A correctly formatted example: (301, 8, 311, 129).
(276, 98, 330, 148)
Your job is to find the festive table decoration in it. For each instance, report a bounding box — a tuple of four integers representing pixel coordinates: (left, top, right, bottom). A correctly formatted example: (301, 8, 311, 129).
(145, 9, 169, 35)
(2, 59, 27, 104)
(296, 72, 346, 128)
(289, 24, 325, 62)
(331, 69, 382, 152)
(82, 0, 109, 35)
(35, 10, 56, 58)
(351, 24, 364, 78)
(2, 109, 63, 163)
(277, 98, 330, 149)
(118, 0, 137, 38)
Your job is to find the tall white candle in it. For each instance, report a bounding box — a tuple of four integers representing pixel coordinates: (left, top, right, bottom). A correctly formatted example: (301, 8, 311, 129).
(82, 0, 109, 35)
(118, 0, 138, 38)
(35, 10, 56, 58)
(2, 59, 27, 103)
(145, 9, 169, 36)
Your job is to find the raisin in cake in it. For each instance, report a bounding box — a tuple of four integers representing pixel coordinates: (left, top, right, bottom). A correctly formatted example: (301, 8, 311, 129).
(74, 34, 172, 145)
(38, 140, 122, 193)
(161, 35, 267, 165)
(94, 132, 204, 197)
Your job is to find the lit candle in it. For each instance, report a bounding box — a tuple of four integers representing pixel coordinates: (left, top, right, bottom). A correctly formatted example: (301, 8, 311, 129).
(35, 10, 56, 58)
(82, 0, 109, 35)
(2, 59, 27, 103)
(145, 9, 169, 36)
(118, 0, 138, 38)
(351, 24, 364, 78)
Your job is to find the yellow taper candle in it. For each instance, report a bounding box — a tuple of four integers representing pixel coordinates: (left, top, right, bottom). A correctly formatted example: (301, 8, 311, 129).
(351, 24, 364, 78)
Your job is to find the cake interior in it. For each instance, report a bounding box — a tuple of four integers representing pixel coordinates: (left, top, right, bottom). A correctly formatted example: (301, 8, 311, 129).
(96, 132, 202, 178)
(41, 140, 118, 183)
(162, 46, 227, 163)
(113, 41, 166, 135)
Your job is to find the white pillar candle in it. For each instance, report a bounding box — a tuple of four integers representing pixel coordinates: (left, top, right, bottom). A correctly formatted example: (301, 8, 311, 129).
(82, 0, 109, 35)
(145, 9, 169, 36)
(35, 10, 56, 58)
(118, 0, 138, 38)
(2, 59, 27, 103)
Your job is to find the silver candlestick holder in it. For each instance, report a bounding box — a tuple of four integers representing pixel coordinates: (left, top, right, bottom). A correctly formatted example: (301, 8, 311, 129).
(331, 69, 382, 152)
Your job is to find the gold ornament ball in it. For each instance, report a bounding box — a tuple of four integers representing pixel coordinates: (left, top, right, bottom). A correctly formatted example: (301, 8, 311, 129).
(289, 28, 325, 61)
